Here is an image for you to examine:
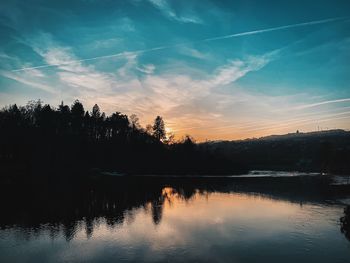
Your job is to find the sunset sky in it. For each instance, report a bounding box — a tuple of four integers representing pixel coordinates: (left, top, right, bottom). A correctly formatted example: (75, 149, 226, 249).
(1, 0, 349, 141)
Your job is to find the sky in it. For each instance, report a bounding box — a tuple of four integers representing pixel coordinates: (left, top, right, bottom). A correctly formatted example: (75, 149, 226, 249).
(0, 0, 349, 141)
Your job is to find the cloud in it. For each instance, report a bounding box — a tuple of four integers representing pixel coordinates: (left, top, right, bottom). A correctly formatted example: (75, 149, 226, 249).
(41, 47, 90, 73)
(21, 41, 273, 132)
(117, 52, 138, 78)
(137, 64, 155, 74)
(177, 46, 209, 59)
(208, 107, 350, 133)
(0, 53, 13, 60)
(5, 37, 348, 140)
(1, 70, 56, 94)
(147, 0, 202, 24)
(10, 16, 346, 73)
(209, 56, 270, 86)
(88, 38, 122, 50)
(132, 53, 276, 132)
(39, 47, 117, 96)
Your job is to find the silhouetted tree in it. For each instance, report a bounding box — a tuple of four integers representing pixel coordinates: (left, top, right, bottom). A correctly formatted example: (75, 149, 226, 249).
(71, 100, 84, 132)
(37, 104, 56, 131)
(152, 116, 166, 141)
(91, 104, 101, 140)
(145, 124, 153, 135)
(91, 104, 101, 119)
(129, 114, 141, 131)
(25, 99, 42, 125)
(164, 132, 175, 145)
(71, 100, 84, 117)
(58, 101, 71, 132)
(182, 135, 195, 148)
(108, 112, 129, 139)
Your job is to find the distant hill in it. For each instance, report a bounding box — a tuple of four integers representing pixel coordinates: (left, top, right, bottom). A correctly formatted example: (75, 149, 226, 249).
(200, 130, 350, 174)
(205, 129, 350, 144)
(255, 129, 350, 141)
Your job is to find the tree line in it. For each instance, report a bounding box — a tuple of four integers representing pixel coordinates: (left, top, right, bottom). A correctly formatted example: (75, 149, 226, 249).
(1, 99, 348, 180)
(0, 100, 245, 180)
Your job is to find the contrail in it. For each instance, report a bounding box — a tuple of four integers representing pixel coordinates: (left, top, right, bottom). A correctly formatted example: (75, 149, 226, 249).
(12, 16, 347, 72)
(11, 46, 174, 72)
(293, 98, 350, 110)
(202, 16, 346, 41)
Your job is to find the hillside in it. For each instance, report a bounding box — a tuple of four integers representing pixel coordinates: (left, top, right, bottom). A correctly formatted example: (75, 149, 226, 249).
(200, 130, 350, 174)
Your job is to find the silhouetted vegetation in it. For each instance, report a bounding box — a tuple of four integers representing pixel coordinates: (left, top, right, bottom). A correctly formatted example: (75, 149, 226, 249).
(0, 100, 246, 180)
(1, 100, 349, 181)
(340, 205, 350, 241)
(201, 130, 350, 174)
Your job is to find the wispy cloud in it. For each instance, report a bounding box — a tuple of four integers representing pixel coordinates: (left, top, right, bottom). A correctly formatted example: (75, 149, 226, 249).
(39, 47, 117, 95)
(209, 55, 271, 86)
(19, 42, 272, 126)
(147, 0, 202, 24)
(4, 40, 349, 140)
(177, 46, 209, 59)
(137, 64, 155, 74)
(1, 70, 56, 94)
(11, 16, 346, 72)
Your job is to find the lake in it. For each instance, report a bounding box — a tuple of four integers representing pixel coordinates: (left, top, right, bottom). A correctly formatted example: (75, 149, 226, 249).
(0, 174, 349, 262)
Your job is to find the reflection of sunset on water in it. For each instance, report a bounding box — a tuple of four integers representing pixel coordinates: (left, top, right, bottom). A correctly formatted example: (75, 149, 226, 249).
(63, 188, 346, 262)
(1, 182, 348, 262)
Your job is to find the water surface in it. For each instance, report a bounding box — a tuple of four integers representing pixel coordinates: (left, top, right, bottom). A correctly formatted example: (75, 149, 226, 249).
(0, 175, 349, 262)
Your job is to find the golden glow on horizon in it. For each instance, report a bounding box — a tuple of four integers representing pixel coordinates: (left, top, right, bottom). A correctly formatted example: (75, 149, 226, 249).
(157, 115, 350, 142)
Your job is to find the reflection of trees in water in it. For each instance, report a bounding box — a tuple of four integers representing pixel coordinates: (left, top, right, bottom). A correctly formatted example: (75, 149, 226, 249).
(85, 217, 94, 239)
(151, 198, 164, 225)
(0, 176, 348, 241)
(340, 205, 350, 241)
(62, 220, 78, 242)
(0, 178, 191, 241)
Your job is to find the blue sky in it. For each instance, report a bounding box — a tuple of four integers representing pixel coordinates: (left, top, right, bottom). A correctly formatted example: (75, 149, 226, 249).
(0, 0, 349, 140)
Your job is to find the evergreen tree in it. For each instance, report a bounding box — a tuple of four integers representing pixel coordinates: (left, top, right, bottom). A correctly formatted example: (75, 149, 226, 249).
(152, 116, 166, 141)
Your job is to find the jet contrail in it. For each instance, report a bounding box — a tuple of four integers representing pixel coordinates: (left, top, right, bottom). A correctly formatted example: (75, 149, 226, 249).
(12, 16, 347, 72)
(293, 98, 350, 110)
(11, 46, 174, 72)
(202, 16, 346, 41)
